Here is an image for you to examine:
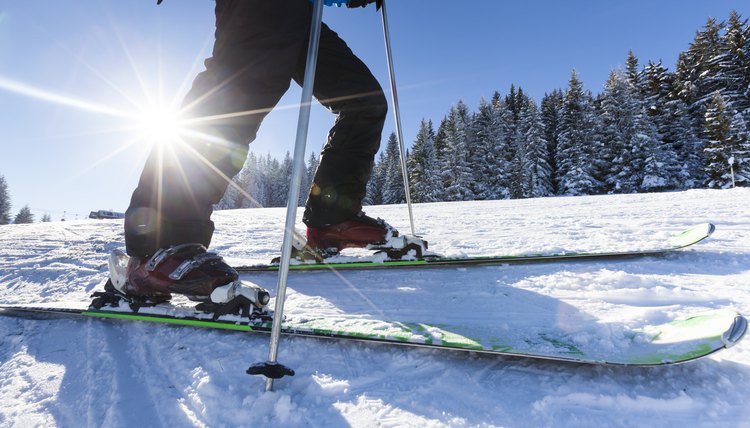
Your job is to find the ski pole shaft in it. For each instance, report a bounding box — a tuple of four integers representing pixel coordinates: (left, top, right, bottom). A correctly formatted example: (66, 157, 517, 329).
(263, 0, 325, 392)
(381, 0, 416, 236)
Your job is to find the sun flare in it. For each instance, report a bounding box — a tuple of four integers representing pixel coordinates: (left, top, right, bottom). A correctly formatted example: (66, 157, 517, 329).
(135, 104, 186, 146)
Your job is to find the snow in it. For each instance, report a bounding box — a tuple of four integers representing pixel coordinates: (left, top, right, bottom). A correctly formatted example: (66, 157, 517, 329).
(1, 188, 750, 427)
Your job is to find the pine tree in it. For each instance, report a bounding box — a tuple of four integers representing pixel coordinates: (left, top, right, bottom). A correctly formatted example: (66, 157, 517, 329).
(717, 11, 750, 117)
(0, 175, 11, 225)
(703, 92, 745, 188)
(517, 98, 553, 197)
(556, 71, 600, 195)
(636, 107, 670, 191)
(727, 111, 750, 186)
(273, 152, 294, 207)
(625, 50, 641, 88)
(382, 132, 405, 204)
(243, 152, 267, 208)
(682, 17, 725, 132)
(440, 102, 475, 201)
(492, 93, 516, 199)
(470, 97, 510, 199)
(364, 151, 387, 205)
(301, 152, 319, 206)
(597, 69, 664, 192)
(598, 70, 634, 192)
(642, 60, 699, 189)
(407, 119, 441, 203)
(14, 205, 34, 224)
(41, 213, 52, 222)
(540, 90, 564, 194)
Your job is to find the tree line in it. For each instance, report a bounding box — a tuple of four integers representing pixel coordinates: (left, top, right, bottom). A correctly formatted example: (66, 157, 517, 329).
(5, 12, 748, 222)
(218, 10, 750, 210)
(0, 174, 50, 224)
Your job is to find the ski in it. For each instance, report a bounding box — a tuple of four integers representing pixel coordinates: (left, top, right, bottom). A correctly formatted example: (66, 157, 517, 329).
(0, 299, 745, 366)
(237, 223, 715, 273)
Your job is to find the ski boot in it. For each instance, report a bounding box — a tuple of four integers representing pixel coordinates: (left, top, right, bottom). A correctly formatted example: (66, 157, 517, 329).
(304, 212, 428, 259)
(91, 245, 270, 319)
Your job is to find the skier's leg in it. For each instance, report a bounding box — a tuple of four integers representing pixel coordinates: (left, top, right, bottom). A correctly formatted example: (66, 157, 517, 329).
(125, 0, 311, 259)
(119, 1, 314, 304)
(297, 24, 388, 228)
(291, 24, 400, 253)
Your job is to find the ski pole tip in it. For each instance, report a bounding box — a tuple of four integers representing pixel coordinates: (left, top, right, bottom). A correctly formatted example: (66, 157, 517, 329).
(247, 361, 295, 379)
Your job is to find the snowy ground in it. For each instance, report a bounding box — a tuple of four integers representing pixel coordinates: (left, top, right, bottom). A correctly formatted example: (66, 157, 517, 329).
(1, 188, 749, 427)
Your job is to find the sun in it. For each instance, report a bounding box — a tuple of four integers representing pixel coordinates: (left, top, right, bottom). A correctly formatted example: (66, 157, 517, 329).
(135, 103, 186, 146)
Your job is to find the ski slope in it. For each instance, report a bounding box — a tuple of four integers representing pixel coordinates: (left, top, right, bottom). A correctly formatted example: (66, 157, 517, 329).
(1, 188, 749, 427)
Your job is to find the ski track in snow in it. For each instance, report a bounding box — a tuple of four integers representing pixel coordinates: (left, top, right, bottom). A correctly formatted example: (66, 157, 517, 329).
(1, 188, 750, 427)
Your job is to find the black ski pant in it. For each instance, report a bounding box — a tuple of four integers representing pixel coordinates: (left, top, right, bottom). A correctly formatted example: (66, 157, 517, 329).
(125, 0, 387, 258)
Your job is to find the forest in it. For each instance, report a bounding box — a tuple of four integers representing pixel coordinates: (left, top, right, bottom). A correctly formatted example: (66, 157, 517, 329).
(216, 11, 749, 209)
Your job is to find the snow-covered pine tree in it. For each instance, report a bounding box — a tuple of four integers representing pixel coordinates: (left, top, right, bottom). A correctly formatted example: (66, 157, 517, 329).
(598, 67, 664, 193)
(636, 105, 671, 192)
(556, 70, 600, 195)
(407, 119, 441, 203)
(727, 111, 750, 186)
(699, 12, 749, 120)
(625, 50, 642, 89)
(14, 205, 34, 224)
(0, 175, 10, 225)
(517, 97, 553, 197)
(598, 70, 634, 192)
(431, 116, 450, 202)
(246, 153, 269, 208)
(364, 151, 387, 206)
(274, 152, 294, 207)
(491, 93, 516, 199)
(256, 155, 275, 207)
(300, 152, 319, 206)
(507, 89, 527, 199)
(440, 102, 476, 201)
(216, 151, 254, 210)
(540, 90, 564, 194)
(382, 132, 405, 204)
(703, 92, 743, 188)
(681, 17, 724, 130)
(470, 96, 509, 199)
(504, 87, 528, 198)
(642, 60, 693, 190)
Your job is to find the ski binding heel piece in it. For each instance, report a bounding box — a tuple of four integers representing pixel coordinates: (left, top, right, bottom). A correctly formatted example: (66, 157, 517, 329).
(210, 281, 270, 308)
(369, 234, 428, 259)
(195, 281, 271, 319)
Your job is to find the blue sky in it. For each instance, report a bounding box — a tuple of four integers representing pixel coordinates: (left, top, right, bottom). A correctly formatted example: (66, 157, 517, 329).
(1, 1, 748, 220)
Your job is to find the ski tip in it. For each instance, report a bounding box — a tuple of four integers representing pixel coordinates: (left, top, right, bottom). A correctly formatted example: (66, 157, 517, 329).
(667, 223, 716, 249)
(723, 314, 748, 348)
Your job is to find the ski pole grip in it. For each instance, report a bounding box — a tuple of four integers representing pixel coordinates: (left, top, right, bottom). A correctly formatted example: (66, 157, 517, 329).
(313, 0, 347, 6)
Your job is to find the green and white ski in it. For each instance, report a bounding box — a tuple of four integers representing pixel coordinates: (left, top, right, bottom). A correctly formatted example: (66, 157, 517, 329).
(237, 223, 715, 273)
(0, 298, 744, 366)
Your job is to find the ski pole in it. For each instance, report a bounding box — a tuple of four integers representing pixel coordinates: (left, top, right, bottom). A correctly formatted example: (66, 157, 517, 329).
(246, 0, 325, 392)
(380, 0, 416, 236)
